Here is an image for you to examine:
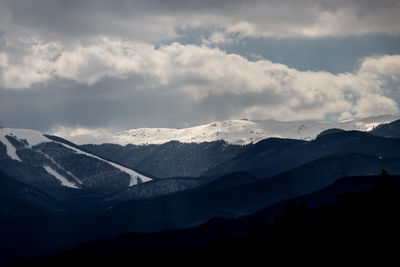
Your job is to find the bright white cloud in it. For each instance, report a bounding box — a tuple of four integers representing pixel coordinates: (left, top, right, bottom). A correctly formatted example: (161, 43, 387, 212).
(0, 37, 399, 121)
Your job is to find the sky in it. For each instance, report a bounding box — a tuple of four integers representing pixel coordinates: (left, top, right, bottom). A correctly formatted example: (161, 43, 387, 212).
(0, 0, 400, 134)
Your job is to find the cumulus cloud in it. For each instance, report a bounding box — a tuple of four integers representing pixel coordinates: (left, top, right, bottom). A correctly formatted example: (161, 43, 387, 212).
(0, 37, 399, 126)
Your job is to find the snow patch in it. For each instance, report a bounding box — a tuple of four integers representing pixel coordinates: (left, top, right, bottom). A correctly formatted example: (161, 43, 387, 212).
(38, 150, 82, 185)
(43, 165, 78, 188)
(0, 128, 50, 147)
(0, 131, 22, 161)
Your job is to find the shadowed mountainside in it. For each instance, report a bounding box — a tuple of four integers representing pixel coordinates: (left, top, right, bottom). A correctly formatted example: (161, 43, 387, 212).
(371, 119, 400, 138)
(26, 173, 400, 265)
(82, 141, 246, 178)
(205, 131, 400, 178)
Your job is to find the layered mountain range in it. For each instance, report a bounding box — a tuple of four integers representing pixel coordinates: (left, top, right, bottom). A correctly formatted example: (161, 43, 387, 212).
(1, 115, 400, 265)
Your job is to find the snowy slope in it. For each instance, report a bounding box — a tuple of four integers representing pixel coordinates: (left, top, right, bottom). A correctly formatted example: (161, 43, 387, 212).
(43, 165, 79, 189)
(0, 132, 22, 161)
(0, 127, 152, 188)
(57, 115, 400, 145)
(57, 142, 152, 186)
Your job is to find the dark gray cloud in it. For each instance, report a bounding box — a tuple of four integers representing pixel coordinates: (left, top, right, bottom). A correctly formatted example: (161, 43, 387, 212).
(0, 77, 260, 130)
(1, 0, 400, 41)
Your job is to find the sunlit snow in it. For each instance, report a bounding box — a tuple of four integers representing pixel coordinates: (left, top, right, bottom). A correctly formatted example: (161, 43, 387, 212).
(55, 115, 400, 146)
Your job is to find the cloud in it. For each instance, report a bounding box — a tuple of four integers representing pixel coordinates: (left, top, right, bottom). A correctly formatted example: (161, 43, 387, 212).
(202, 30, 244, 46)
(0, 37, 399, 129)
(1, 1, 399, 133)
(1, 0, 400, 41)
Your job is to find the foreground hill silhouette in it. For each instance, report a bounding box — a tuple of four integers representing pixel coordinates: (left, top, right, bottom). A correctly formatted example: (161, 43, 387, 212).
(27, 171, 400, 265)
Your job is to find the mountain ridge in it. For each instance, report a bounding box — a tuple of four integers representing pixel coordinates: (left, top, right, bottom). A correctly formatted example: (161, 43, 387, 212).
(204, 130, 400, 178)
(371, 119, 400, 138)
(0, 128, 152, 196)
(54, 115, 400, 145)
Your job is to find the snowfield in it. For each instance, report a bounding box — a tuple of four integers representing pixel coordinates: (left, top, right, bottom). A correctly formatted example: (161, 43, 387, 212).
(54, 115, 400, 145)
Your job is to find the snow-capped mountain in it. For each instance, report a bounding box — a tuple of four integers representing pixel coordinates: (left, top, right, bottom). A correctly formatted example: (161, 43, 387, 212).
(58, 115, 400, 145)
(0, 128, 151, 193)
